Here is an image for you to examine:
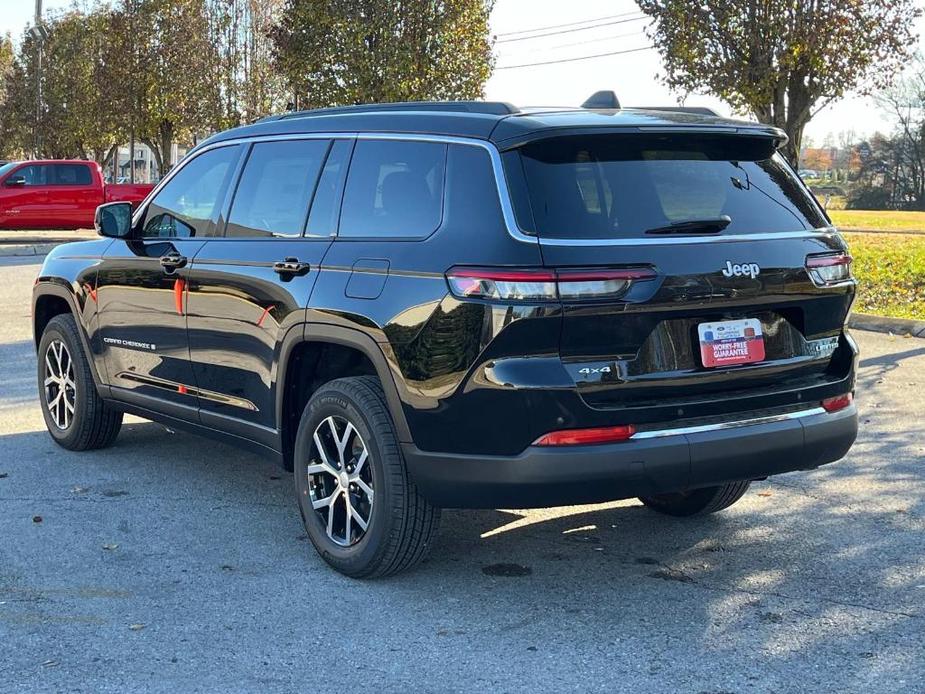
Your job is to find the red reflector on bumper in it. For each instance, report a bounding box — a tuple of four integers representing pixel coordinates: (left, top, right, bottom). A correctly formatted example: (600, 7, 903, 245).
(821, 393, 853, 413)
(533, 425, 636, 446)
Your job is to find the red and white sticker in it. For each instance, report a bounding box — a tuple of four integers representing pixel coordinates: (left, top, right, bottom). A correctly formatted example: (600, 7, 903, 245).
(698, 318, 765, 368)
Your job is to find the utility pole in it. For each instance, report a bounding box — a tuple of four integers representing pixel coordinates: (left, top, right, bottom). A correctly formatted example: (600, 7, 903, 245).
(31, 0, 46, 158)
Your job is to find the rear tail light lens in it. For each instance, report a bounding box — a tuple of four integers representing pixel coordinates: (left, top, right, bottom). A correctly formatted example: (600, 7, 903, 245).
(821, 393, 853, 413)
(533, 424, 636, 446)
(446, 267, 656, 302)
(445, 268, 557, 301)
(806, 253, 852, 286)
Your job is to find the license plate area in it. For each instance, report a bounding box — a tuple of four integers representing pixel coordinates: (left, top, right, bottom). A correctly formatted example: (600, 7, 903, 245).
(698, 318, 766, 368)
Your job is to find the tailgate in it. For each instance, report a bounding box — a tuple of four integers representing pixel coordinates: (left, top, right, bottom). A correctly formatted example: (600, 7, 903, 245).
(507, 130, 856, 414)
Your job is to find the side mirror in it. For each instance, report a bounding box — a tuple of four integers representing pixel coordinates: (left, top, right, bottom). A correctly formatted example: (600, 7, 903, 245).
(5, 175, 26, 186)
(95, 201, 133, 238)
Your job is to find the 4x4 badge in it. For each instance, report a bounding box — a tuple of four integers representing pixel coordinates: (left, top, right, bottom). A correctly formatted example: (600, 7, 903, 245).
(722, 261, 761, 279)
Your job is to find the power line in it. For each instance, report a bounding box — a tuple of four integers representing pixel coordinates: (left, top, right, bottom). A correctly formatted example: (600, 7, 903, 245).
(495, 45, 654, 70)
(495, 10, 643, 38)
(498, 28, 648, 57)
(496, 16, 646, 44)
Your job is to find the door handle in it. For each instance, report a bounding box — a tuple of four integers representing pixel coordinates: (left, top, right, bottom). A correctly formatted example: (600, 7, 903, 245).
(273, 257, 310, 277)
(160, 252, 187, 272)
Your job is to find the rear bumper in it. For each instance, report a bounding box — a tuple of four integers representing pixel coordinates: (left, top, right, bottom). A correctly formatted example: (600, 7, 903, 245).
(403, 404, 857, 508)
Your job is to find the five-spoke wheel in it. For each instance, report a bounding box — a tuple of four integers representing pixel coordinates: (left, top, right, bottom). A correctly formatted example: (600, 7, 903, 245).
(43, 339, 76, 430)
(306, 415, 374, 546)
(37, 314, 122, 450)
(294, 376, 440, 578)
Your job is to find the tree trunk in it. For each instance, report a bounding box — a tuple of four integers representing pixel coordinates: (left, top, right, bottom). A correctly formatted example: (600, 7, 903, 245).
(158, 119, 174, 177)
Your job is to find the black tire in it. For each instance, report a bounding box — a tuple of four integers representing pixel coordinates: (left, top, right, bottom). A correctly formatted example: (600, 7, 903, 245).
(639, 481, 751, 517)
(293, 376, 440, 578)
(37, 314, 122, 451)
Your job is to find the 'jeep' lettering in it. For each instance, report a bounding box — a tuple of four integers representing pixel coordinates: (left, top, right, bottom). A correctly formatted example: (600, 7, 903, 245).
(722, 260, 761, 279)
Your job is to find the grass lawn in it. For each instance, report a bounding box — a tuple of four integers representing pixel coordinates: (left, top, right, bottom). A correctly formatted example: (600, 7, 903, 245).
(829, 209, 925, 232)
(842, 232, 925, 320)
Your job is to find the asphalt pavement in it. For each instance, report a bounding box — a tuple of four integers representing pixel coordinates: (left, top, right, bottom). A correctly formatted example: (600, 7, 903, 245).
(1, 255, 923, 693)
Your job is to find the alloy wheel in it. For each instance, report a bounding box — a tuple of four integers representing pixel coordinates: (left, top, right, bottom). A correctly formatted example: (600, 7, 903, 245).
(44, 339, 76, 430)
(306, 415, 374, 547)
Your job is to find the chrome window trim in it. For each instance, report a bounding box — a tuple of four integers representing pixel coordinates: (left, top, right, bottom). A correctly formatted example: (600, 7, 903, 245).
(630, 406, 829, 440)
(134, 130, 837, 248)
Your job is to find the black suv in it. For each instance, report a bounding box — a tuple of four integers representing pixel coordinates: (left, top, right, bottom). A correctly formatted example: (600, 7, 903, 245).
(33, 99, 858, 577)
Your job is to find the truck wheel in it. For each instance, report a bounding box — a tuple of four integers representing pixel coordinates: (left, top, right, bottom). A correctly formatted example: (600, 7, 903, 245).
(38, 314, 122, 451)
(639, 481, 751, 517)
(293, 376, 441, 578)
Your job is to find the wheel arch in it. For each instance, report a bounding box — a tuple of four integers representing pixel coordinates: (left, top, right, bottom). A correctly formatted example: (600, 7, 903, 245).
(32, 280, 106, 391)
(277, 323, 412, 470)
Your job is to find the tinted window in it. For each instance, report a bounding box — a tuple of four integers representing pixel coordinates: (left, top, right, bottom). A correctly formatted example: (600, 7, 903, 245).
(306, 140, 352, 237)
(142, 146, 239, 239)
(444, 144, 504, 232)
(339, 140, 446, 238)
(17, 165, 49, 186)
(516, 134, 828, 239)
(226, 139, 329, 238)
(50, 164, 92, 185)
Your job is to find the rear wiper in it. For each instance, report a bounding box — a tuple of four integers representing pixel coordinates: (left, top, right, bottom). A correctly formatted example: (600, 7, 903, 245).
(644, 215, 732, 235)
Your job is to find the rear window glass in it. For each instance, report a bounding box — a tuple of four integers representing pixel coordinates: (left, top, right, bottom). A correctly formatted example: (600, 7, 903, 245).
(515, 134, 827, 239)
(226, 139, 328, 238)
(50, 164, 92, 185)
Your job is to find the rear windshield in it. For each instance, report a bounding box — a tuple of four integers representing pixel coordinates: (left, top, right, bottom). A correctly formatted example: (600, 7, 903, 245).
(514, 134, 828, 239)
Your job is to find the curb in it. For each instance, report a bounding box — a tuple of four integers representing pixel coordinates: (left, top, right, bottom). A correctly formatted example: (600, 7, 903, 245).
(0, 243, 58, 258)
(849, 313, 925, 338)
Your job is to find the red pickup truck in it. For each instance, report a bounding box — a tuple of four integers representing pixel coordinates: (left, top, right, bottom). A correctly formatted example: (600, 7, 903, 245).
(0, 159, 153, 229)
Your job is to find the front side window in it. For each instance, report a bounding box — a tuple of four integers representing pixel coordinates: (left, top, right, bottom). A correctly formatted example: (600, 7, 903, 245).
(226, 139, 329, 238)
(16, 165, 49, 186)
(142, 146, 240, 239)
(515, 134, 828, 239)
(339, 140, 446, 239)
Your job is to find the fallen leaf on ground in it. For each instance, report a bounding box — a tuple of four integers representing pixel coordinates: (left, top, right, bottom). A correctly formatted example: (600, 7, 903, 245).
(757, 492, 773, 497)
(129, 624, 145, 631)
(32, 516, 42, 523)
(102, 543, 119, 551)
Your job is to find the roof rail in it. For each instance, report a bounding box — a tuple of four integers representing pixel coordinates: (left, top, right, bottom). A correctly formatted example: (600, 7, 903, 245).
(635, 106, 721, 116)
(277, 101, 520, 120)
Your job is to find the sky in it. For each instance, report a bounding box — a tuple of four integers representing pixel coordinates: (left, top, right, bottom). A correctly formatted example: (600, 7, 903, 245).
(2, 0, 922, 144)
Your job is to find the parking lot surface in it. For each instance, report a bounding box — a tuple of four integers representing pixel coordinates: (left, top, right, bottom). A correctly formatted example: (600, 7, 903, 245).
(1, 256, 923, 693)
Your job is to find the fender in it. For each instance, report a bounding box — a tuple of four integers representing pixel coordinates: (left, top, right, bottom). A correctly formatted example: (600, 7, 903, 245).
(32, 278, 110, 398)
(276, 322, 413, 444)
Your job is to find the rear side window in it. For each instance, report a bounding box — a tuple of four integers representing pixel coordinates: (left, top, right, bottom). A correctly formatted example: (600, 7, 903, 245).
(142, 146, 240, 239)
(226, 139, 329, 238)
(339, 140, 446, 239)
(515, 134, 828, 239)
(50, 164, 92, 185)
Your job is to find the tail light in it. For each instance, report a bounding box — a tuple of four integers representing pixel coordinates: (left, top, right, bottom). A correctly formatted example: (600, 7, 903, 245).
(821, 393, 853, 413)
(533, 424, 637, 446)
(806, 253, 852, 286)
(446, 267, 656, 302)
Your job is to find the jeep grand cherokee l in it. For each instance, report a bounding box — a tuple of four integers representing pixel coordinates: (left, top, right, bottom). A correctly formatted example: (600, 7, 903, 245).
(32, 99, 858, 577)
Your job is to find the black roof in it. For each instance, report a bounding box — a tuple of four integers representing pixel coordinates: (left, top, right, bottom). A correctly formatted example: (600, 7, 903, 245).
(197, 101, 786, 152)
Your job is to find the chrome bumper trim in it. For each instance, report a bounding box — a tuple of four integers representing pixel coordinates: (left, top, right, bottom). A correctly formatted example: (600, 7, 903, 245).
(630, 406, 828, 440)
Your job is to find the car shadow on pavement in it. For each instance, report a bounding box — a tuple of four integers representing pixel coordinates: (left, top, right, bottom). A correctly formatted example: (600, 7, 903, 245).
(2, 414, 922, 689)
